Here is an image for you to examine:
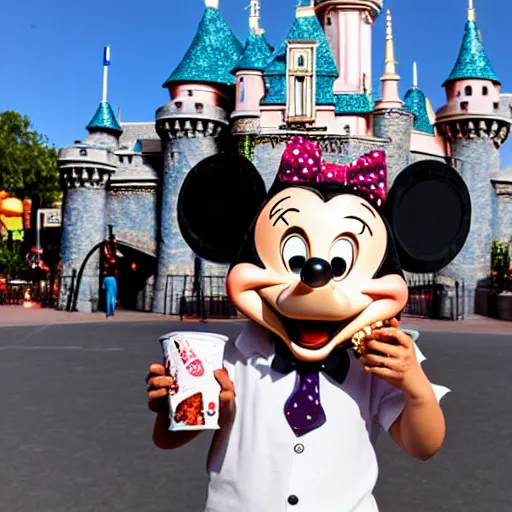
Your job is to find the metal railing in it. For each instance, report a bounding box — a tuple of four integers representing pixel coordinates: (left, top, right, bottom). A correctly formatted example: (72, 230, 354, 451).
(164, 274, 240, 320)
(165, 273, 467, 321)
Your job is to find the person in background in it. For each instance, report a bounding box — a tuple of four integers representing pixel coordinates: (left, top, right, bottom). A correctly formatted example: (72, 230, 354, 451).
(103, 273, 118, 319)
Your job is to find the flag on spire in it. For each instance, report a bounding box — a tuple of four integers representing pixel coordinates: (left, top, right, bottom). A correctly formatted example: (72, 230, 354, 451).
(103, 46, 111, 67)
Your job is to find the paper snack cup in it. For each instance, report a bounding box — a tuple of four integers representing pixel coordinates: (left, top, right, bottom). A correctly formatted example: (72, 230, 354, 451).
(159, 331, 228, 431)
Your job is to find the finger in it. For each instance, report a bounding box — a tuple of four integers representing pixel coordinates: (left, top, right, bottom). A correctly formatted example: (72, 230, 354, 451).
(219, 390, 236, 403)
(361, 353, 402, 371)
(388, 318, 400, 328)
(148, 376, 175, 390)
(363, 366, 399, 380)
(365, 339, 403, 358)
(149, 364, 165, 376)
(373, 328, 412, 348)
(214, 368, 235, 394)
(148, 388, 168, 401)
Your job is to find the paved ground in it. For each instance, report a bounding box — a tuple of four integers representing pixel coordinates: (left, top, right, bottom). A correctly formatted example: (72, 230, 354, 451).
(0, 317, 512, 511)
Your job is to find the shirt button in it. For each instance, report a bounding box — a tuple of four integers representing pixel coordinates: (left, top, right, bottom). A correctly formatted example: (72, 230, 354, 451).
(288, 495, 299, 505)
(294, 443, 304, 454)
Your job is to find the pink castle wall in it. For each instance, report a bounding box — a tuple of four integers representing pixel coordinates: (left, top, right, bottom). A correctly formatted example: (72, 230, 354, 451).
(324, 9, 372, 94)
(170, 84, 230, 110)
(437, 79, 501, 118)
(410, 131, 449, 157)
(235, 71, 265, 112)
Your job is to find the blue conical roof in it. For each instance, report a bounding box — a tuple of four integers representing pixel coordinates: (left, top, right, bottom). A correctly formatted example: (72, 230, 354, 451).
(86, 102, 122, 134)
(444, 19, 499, 85)
(164, 8, 243, 87)
(403, 87, 435, 135)
(262, 11, 338, 105)
(231, 32, 274, 74)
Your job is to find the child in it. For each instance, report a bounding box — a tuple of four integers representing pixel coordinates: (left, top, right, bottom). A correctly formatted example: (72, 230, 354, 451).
(146, 137, 468, 511)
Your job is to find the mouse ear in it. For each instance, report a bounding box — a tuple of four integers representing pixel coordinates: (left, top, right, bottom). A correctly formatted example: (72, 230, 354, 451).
(177, 152, 267, 264)
(383, 160, 471, 274)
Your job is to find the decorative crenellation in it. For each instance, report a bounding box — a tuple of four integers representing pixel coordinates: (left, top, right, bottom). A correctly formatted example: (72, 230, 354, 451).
(437, 116, 511, 148)
(60, 165, 114, 189)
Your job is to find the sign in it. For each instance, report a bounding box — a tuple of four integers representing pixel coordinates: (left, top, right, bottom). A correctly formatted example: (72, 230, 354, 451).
(43, 209, 61, 228)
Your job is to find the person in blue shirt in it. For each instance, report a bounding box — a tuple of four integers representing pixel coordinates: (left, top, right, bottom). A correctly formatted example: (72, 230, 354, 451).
(103, 274, 118, 319)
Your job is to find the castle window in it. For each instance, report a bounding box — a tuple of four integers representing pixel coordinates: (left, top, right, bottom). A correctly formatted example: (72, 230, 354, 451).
(79, 149, 87, 157)
(188, 90, 193, 97)
(240, 77, 245, 103)
(326, 16, 332, 26)
(464, 85, 473, 96)
(482, 86, 489, 96)
(195, 103, 204, 113)
(286, 43, 316, 122)
(456, 90, 461, 97)
(175, 101, 183, 110)
(494, 102, 500, 110)
(460, 101, 469, 112)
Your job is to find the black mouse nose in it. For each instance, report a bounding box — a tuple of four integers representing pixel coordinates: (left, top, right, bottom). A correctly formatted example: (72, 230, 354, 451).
(300, 258, 334, 288)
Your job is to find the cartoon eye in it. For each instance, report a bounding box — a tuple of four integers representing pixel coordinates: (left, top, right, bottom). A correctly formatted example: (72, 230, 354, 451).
(282, 235, 308, 274)
(330, 238, 355, 280)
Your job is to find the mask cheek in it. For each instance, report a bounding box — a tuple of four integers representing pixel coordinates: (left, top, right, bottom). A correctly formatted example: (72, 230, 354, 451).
(226, 263, 290, 339)
(360, 274, 409, 318)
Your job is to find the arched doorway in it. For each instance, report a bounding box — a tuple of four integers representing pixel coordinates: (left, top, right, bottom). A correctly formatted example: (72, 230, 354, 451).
(100, 242, 156, 312)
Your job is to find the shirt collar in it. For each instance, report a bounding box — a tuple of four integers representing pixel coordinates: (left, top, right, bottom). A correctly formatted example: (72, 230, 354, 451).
(234, 321, 275, 360)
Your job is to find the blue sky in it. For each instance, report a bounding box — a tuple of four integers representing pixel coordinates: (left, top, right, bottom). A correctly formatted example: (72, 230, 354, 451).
(2, 0, 511, 167)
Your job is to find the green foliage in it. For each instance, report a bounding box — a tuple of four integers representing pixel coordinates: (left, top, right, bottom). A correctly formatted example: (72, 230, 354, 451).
(0, 110, 61, 207)
(239, 135, 256, 161)
(490, 240, 511, 293)
(0, 241, 28, 279)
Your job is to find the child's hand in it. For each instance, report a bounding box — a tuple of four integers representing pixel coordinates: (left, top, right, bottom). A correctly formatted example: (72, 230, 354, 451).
(146, 364, 177, 414)
(214, 368, 236, 428)
(360, 322, 428, 397)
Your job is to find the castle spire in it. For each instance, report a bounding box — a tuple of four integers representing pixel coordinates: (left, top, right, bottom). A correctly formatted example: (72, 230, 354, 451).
(375, 9, 403, 110)
(413, 61, 418, 88)
(249, 0, 264, 34)
(205, 0, 219, 9)
(468, 0, 476, 22)
(383, 10, 397, 76)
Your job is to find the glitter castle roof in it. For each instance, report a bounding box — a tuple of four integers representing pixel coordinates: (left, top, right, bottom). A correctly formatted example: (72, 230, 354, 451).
(231, 32, 274, 74)
(86, 102, 123, 134)
(163, 7, 243, 87)
(403, 87, 435, 135)
(261, 8, 338, 105)
(444, 19, 499, 85)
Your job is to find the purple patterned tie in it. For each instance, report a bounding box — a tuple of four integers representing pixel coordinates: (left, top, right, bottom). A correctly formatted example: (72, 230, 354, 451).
(284, 370, 326, 437)
(271, 339, 350, 437)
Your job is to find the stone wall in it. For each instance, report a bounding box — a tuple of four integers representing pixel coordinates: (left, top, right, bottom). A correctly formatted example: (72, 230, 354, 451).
(438, 138, 500, 299)
(373, 109, 415, 187)
(107, 187, 158, 256)
(59, 187, 107, 313)
(153, 135, 222, 314)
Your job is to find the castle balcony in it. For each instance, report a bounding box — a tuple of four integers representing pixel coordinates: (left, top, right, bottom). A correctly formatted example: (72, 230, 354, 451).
(156, 99, 229, 140)
(435, 112, 511, 148)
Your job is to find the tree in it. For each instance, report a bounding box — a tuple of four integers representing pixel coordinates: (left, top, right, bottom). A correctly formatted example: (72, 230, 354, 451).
(0, 110, 60, 207)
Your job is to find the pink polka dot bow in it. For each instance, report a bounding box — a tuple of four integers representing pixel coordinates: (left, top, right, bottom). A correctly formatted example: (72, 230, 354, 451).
(277, 136, 388, 207)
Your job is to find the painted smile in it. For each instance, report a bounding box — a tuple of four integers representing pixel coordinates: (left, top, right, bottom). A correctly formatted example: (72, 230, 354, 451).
(269, 305, 357, 350)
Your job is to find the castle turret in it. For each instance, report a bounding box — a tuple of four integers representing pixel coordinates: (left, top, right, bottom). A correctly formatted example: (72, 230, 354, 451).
(59, 47, 120, 312)
(315, 0, 381, 96)
(260, 0, 338, 132)
(436, 0, 511, 309)
(372, 10, 414, 185)
(153, 0, 243, 314)
(231, 0, 273, 134)
(403, 63, 435, 135)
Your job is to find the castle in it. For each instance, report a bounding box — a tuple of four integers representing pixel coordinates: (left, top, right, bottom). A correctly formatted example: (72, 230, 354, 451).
(58, 0, 512, 315)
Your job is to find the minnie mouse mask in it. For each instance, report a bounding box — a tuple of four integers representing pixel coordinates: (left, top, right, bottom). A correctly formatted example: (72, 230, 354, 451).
(178, 137, 471, 363)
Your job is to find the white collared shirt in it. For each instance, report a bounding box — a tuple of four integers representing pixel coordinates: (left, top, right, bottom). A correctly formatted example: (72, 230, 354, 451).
(205, 321, 449, 512)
